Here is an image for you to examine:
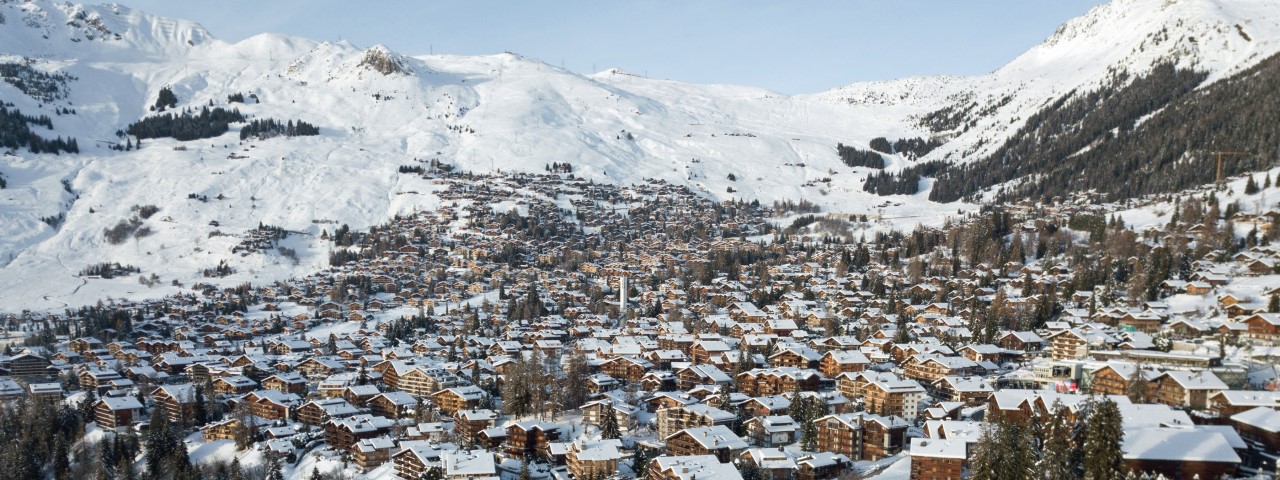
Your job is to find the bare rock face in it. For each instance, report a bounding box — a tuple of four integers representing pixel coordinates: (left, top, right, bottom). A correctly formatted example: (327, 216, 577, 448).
(357, 47, 409, 76)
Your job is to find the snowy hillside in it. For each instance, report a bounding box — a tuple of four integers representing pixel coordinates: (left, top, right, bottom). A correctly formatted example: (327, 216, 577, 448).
(814, 0, 1280, 164)
(4, 0, 1280, 313)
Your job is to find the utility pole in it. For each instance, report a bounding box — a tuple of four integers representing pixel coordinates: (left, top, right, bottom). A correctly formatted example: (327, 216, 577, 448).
(1211, 151, 1250, 182)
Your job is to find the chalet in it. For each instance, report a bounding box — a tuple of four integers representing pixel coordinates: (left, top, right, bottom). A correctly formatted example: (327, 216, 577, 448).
(505, 421, 562, 460)
(736, 367, 824, 397)
(455, 409, 501, 443)
(323, 414, 395, 452)
(861, 376, 927, 420)
(818, 350, 870, 378)
(80, 368, 123, 393)
(742, 415, 799, 447)
(352, 436, 396, 471)
(150, 384, 198, 424)
(297, 398, 359, 426)
(902, 355, 980, 384)
(8, 352, 50, 378)
(769, 346, 822, 369)
(567, 439, 624, 480)
(1089, 363, 1156, 398)
(1152, 371, 1228, 410)
(94, 396, 143, 429)
(675, 364, 733, 390)
(814, 412, 909, 461)
(664, 425, 749, 463)
(393, 442, 446, 480)
(909, 437, 967, 480)
(343, 384, 381, 407)
(1230, 407, 1280, 457)
(443, 449, 497, 479)
(656, 403, 736, 439)
(797, 452, 851, 480)
(433, 385, 487, 415)
(1240, 313, 1280, 342)
(1207, 390, 1280, 418)
(294, 357, 345, 378)
(368, 391, 417, 419)
(28, 382, 63, 400)
(1046, 329, 1090, 360)
(1121, 428, 1240, 480)
(691, 340, 733, 366)
(262, 372, 308, 394)
(580, 399, 636, 433)
(739, 395, 792, 417)
(202, 418, 243, 443)
(244, 390, 302, 421)
(211, 375, 258, 395)
(640, 370, 677, 392)
(600, 356, 652, 382)
(931, 377, 993, 406)
(647, 455, 744, 480)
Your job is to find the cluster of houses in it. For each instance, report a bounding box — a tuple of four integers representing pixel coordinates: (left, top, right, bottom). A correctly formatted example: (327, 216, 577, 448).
(0, 169, 1278, 480)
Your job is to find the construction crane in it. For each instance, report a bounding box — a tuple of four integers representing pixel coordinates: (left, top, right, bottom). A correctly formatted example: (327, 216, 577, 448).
(1210, 151, 1250, 183)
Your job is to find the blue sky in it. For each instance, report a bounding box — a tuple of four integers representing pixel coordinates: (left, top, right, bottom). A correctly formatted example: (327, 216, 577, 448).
(124, 1, 1106, 94)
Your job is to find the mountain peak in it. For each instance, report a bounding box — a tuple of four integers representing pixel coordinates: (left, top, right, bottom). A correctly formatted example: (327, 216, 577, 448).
(357, 45, 412, 76)
(0, 0, 213, 57)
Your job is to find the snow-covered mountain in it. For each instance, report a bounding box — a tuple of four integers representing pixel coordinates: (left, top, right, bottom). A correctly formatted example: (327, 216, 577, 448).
(2, 0, 1280, 312)
(815, 0, 1280, 164)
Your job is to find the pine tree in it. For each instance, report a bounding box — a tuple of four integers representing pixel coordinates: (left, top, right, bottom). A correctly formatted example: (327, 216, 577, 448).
(1125, 365, 1151, 403)
(967, 421, 1002, 480)
(193, 384, 209, 427)
(146, 406, 176, 477)
(268, 456, 285, 480)
(632, 446, 653, 479)
(563, 350, 590, 409)
(420, 466, 444, 480)
(1040, 401, 1077, 480)
(969, 414, 1037, 480)
(1269, 293, 1279, 313)
(1083, 398, 1126, 480)
(228, 458, 245, 480)
(599, 404, 622, 440)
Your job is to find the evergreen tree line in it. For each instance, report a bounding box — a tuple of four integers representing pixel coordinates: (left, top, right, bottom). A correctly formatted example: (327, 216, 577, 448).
(500, 349, 591, 424)
(862, 160, 946, 195)
(969, 398, 1126, 480)
(0, 62, 75, 103)
(152, 86, 178, 112)
(0, 103, 79, 153)
(125, 106, 246, 141)
(836, 143, 885, 169)
(225, 92, 258, 104)
(238, 118, 320, 141)
(0, 397, 85, 480)
(78, 262, 140, 279)
(398, 164, 425, 174)
(868, 136, 943, 159)
(925, 62, 1209, 203)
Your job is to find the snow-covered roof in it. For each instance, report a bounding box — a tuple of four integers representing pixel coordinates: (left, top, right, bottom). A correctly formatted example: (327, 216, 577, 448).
(1121, 428, 1240, 463)
(910, 437, 967, 459)
(1231, 406, 1280, 433)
